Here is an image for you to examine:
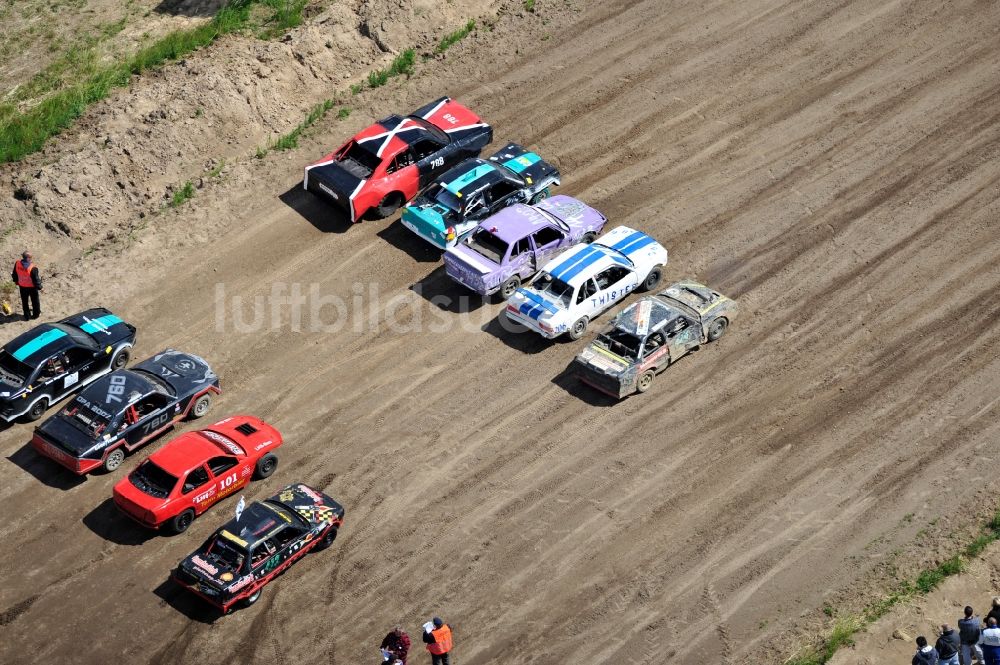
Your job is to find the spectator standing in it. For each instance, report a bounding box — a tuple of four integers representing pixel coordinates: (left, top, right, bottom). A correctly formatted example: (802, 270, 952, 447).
(981, 618, 1000, 665)
(10, 251, 41, 320)
(959, 606, 985, 665)
(987, 599, 1000, 627)
(381, 626, 412, 664)
(938, 624, 962, 665)
(422, 617, 453, 665)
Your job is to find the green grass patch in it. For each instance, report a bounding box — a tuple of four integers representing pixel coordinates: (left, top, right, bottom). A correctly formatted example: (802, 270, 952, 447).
(0, 0, 310, 164)
(170, 181, 195, 207)
(337, 107, 351, 120)
(786, 510, 1000, 665)
(366, 49, 415, 88)
(436, 19, 476, 53)
(523, 0, 536, 12)
(208, 159, 226, 178)
(263, 99, 335, 153)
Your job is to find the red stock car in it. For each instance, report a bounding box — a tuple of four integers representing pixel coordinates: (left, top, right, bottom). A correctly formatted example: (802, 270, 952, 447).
(113, 415, 283, 534)
(303, 96, 493, 222)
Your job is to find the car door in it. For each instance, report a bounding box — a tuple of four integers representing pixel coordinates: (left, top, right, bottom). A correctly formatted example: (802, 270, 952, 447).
(575, 278, 601, 318)
(589, 266, 636, 315)
(640, 332, 670, 371)
(206, 454, 249, 502)
(182, 464, 214, 510)
(665, 316, 700, 361)
(485, 179, 524, 213)
(529, 225, 566, 272)
(412, 137, 449, 187)
(62, 346, 97, 393)
(123, 392, 174, 448)
(506, 236, 533, 278)
(35, 352, 71, 398)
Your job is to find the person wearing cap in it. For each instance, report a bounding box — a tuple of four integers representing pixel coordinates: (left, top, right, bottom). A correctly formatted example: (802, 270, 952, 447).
(10, 251, 41, 320)
(913, 635, 941, 665)
(938, 624, 962, 665)
(982, 618, 1000, 665)
(960, 606, 985, 665)
(380, 626, 411, 664)
(422, 617, 453, 665)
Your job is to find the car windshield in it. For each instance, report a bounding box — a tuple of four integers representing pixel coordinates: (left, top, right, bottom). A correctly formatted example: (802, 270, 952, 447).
(598, 328, 643, 360)
(62, 397, 115, 436)
(130, 460, 177, 499)
(206, 537, 247, 570)
(531, 273, 574, 308)
(0, 351, 29, 387)
(465, 228, 508, 264)
(534, 206, 571, 232)
(432, 187, 463, 214)
(131, 369, 176, 397)
(405, 116, 449, 143)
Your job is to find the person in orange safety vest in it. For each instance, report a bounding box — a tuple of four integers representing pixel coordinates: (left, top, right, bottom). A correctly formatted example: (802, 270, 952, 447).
(11, 251, 42, 320)
(422, 617, 453, 665)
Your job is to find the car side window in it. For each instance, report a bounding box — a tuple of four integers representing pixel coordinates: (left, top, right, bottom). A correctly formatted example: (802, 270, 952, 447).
(182, 466, 210, 494)
(386, 149, 415, 174)
(576, 279, 597, 304)
(595, 266, 631, 290)
(273, 526, 300, 550)
(488, 180, 518, 203)
(252, 538, 278, 566)
(411, 139, 441, 161)
(207, 455, 238, 476)
(667, 318, 690, 337)
(531, 226, 564, 249)
(64, 347, 92, 368)
(465, 195, 487, 219)
(644, 332, 666, 355)
(42, 353, 67, 378)
(135, 393, 168, 418)
(510, 237, 530, 259)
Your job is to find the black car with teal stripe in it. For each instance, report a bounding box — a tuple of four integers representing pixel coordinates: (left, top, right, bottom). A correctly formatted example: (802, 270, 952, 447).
(400, 143, 560, 249)
(0, 308, 136, 422)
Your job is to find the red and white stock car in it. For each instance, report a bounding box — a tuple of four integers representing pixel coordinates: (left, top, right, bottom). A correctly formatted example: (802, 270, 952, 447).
(113, 415, 283, 534)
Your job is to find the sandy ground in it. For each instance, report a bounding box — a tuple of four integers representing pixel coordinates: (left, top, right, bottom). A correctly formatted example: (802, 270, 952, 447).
(0, 0, 999, 664)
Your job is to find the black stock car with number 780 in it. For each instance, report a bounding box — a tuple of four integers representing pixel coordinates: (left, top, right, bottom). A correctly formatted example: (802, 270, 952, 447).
(172, 483, 345, 612)
(31, 349, 220, 474)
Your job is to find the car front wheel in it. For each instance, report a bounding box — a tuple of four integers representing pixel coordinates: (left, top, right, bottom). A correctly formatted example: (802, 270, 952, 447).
(707, 317, 729, 341)
(529, 188, 551, 204)
(314, 526, 339, 551)
(254, 454, 278, 480)
(25, 397, 49, 422)
(111, 347, 131, 370)
(641, 266, 663, 292)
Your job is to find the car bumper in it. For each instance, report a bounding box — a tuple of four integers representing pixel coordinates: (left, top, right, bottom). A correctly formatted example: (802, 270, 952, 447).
(113, 494, 162, 529)
(574, 362, 631, 398)
(171, 572, 236, 612)
(31, 434, 101, 474)
(444, 263, 492, 295)
(504, 305, 560, 339)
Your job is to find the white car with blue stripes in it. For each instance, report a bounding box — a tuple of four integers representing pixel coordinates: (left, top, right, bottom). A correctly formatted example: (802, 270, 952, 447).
(504, 226, 668, 340)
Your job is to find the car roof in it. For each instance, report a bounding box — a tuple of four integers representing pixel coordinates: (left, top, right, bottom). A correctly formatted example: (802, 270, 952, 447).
(534, 195, 605, 228)
(613, 297, 683, 336)
(148, 430, 244, 476)
(217, 500, 297, 551)
(476, 204, 559, 243)
(438, 158, 510, 198)
(78, 368, 157, 408)
(542, 226, 660, 287)
(3, 324, 79, 366)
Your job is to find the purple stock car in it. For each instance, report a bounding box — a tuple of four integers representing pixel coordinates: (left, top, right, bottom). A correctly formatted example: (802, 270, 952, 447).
(443, 195, 608, 298)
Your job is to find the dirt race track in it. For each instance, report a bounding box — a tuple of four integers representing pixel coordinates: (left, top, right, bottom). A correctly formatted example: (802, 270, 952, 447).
(1, 0, 1000, 663)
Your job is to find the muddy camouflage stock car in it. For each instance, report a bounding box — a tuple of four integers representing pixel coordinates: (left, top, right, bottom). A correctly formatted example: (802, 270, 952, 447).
(32, 349, 220, 474)
(173, 483, 344, 612)
(573, 281, 737, 397)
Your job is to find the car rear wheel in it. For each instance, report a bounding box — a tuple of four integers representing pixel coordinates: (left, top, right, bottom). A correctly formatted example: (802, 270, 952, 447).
(376, 192, 404, 219)
(581, 231, 597, 244)
(641, 266, 663, 292)
(529, 188, 551, 205)
(637, 370, 655, 393)
(707, 317, 729, 342)
(189, 394, 212, 420)
(241, 588, 262, 608)
(254, 454, 278, 480)
(568, 317, 589, 340)
(111, 347, 131, 370)
(498, 276, 521, 300)
(314, 526, 339, 551)
(104, 447, 125, 472)
(170, 509, 195, 534)
(25, 397, 49, 422)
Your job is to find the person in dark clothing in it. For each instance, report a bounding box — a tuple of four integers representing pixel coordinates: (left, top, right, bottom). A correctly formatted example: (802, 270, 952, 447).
(986, 599, 1000, 627)
(422, 617, 453, 665)
(959, 606, 985, 665)
(11, 251, 41, 320)
(938, 624, 962, 665)
(914, 635, 940, 665)
(381, 626, 411, 664)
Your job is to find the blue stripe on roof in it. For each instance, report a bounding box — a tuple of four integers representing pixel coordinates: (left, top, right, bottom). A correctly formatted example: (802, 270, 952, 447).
(502, 152, 541, 174)
(615, 233, 658, 255)
(79, 314, 123, 335)
(444, 164, 495, 193)
(549, 246, 601, 281)
(557, 247, 609, 283)
(609, 230, 654, 253)
(12, 328, 67, 361)
(516, 289, 558, 314)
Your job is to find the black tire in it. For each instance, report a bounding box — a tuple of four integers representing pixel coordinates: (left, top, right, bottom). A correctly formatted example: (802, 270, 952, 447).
(498, 276, 521, 300)
(313, 526, 338, 551)
(240, 588, 262, 608)
(375, 192, 404, 219)
(636, 370, 655, 393)
(254, 454, 278, 480)
(25, 397, 49, 422)
(641, 266, 663, 292)
(707, 317, 729, 342)
(529, 187, 551, 204)
(170, 509, 195, 534)
(581, 231, 597, 244)
(111, 347, 131, 370)
(188, 393, 212, 420)
(567, 317, 589, 341)
(104, 447, 125, 472)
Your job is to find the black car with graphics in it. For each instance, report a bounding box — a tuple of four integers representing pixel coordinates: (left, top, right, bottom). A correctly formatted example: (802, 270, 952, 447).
(0, 308, 135, 423)
(573, 281, 738, 398)
(31, 349, 220, 474)
(172, 483, 345, 612)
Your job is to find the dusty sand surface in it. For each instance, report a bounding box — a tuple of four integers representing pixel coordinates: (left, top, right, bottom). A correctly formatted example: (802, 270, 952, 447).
(0, 0, 999, 663)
